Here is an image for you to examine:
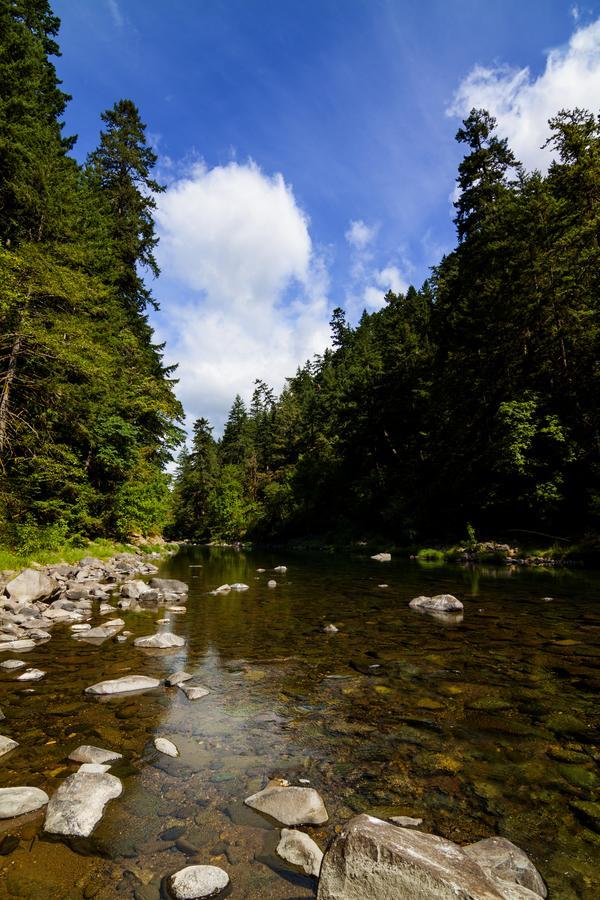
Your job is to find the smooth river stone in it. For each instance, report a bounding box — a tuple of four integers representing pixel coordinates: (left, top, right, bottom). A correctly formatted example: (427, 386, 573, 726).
(166, 670, 192, 686)
(0, 640, 35, 652)
(134, 632, 185, 649)
(0, 659, 26, 669)
(0, 735, 18, 757)
(0, 786, 49, 818)
(409, 594, 463, 612)
(277, 828, 323, 876)
(149, 578, 188, 594)
(169, 864, 229, 899)
(68, 745, 123, 764)
(78, 763, 110, 774)
(179, 684, 210, 701)
(44, 771, 122, 837)
(85, 675, 161, 695)
(244, 786, 328, 826)
(17, 668, 45, 681)
(154, 737, 179, 757)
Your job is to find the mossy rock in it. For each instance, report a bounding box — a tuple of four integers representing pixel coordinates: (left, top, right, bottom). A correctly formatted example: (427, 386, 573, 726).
(570, 800, 600, 833)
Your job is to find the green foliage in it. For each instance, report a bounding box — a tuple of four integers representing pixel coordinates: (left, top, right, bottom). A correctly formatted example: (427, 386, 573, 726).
(417, 548, 446, 561)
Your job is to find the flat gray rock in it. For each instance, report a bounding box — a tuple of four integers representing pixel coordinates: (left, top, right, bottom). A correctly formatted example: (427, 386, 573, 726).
(0, 639, 36, 652)
(245, 785, 328, 826)
(68, 745, 123, 764)
(6, 569, 56, 603)
(154, 737, 179, 757)
(409, 594, 463, 612)
(44, 772, 122, 837)
(149, 578, 188, 594)
(0, 659, 26, 669)
(0, 735, 18, 757)
(179, 683, 210, 701)
(78, 763, 110, 774)
(277, 828, 323, 876)
(17, 668, 45, 681)
(134, 632, 185, 649)
(317, 815, 508, 900)
(0, 786, 49, 818)
(166, 670, 192, 686)
(85, 675, 161, 695)
(170, 864, 229, 899)
(389, 815, 423, 827)
(464, 837, 547, 898)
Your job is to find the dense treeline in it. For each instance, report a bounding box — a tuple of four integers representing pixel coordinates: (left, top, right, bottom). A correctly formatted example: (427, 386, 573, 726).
(172, 108, 600, 544)
(0, 1, 183, 551)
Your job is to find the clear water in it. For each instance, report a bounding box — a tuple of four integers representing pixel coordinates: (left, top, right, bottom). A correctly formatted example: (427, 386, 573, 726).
(1, 547, 599, 898)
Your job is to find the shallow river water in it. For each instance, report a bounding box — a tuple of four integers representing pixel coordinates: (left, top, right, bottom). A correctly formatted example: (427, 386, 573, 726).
(1, 547, 599, 899)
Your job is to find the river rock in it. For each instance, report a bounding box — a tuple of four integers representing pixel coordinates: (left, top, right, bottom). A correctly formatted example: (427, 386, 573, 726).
(44, 771, 122, 837)
(0, 639, 35, 652)
(371, 553, 391, 562)
(70, 623, 91, 632)
(149, 578, 188, 594)
(230, 583, 249, 591)
(78, 763, 110, 774)
(5, 569, 56, 604)
(154, 737, 179, 757)
(267, 580, 277, 588)
(134, 632, 185, 649)
(274, 565, 287, 573)
(68, 745, 123, 765)
(0, 786, 49, 818)
(169, 864, 229, 899)
(179, 684, 210, 700)
(166, 670, 193, 686)
(214, 584, 231, 593)
(409, 594, 463, 612)
(0, 659, 26, 669)
(167, 606, 186, 613)
(389, 815, 423, 827)
(317, 815, 517, 899)
(120, 580, 149, 599)
(0, 735, 18, 757)
(464, 837, 547, 898)
(322, 623, 338, 633)
(277, 828, 323, 876)
(244, 785, 328, 825)
(85, 675, 161, 695)
(17, 668, 45, 681)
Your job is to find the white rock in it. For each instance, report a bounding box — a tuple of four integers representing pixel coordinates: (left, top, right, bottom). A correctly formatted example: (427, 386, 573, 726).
(0, 639, 36, 652)
(179, 683, 210, 701)
(244, 785, 328, 825)
(389, 815, 423, 827)
(70, 623, 91, 632)
(0, 786, 49, 818)
(274, 565, 287, 573)
(134, 632, 185, 649)
(0, 735, 18, 757)
(409, 594, 463, 612)
(277, 828, 323, 876)
(44, 772, 122, 837)
(267, 580, 277, 588)
(78, 763, 110, 774)
(167, 606, 186, 613)
(166, 670, 193, 686)
(170, 865, 229, 899)
(256, 568, 266, 572)
(68, 745, 123, 764)
(17, 668, 45, 681)
(230, 582, 249, 591)
(322, 624, 338, 633)
(214, 584, 231, 593)
(371, 553, 391, 562)
(0, 659, 26, 669)
(6, 569, 56, 603)
(85, 675, 161, 695)
(154, 737, 179, 757)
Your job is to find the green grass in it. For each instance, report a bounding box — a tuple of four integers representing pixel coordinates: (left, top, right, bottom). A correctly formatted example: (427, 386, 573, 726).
(416, 547, 446, 561)
(0, 538, 150, 572)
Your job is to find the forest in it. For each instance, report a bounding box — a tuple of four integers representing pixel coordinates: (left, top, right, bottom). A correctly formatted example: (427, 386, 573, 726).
(1, 1, 599, 551)
(171, 109, 600, 545)
(0, 0, 183, 554)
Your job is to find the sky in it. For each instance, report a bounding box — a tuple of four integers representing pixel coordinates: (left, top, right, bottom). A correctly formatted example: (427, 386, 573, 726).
(53, 0, 600, 433)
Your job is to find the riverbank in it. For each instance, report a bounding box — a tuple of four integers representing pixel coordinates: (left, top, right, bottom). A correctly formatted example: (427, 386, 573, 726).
(0, 538, 179, 574)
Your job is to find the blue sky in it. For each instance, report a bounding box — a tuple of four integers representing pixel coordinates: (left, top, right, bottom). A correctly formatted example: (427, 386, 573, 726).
(53, 1, 600, 431)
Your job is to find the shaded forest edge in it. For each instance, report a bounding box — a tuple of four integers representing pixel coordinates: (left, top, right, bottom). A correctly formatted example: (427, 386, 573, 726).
(169, 109, 600, 555)
(1, 3, 599, 562)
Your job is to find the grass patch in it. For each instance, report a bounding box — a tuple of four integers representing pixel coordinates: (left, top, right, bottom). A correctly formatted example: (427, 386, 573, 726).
(416, 547, 446, 561)
(0, 538, 142, 572)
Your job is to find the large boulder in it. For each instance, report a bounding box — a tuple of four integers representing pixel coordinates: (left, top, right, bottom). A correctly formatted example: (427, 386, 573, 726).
(464, 837, 547, 898)
(134, 632, 185, 649)
(5, 569, 56, 604)
(149, 578, 188, 594)
(169, 864, 229, 899)
(316, 815, 535, 900)
(244, 785, 328, 826)
(44, 771, 122, 837)
(409, 594, 463, 612)
(0, 786, 49, 818)
(85, 675, 161, 695)
(277, 828, 323, 876)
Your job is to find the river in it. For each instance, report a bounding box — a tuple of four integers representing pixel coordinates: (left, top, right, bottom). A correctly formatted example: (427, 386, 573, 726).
(1, 547, 599, 898)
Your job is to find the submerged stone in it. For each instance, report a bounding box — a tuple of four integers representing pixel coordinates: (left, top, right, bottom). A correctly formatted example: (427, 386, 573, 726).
(244, 785, 328, 825)
(179, 684, 210, 701)
(277, 828, 323, 876)
(85, 675, 161, 695)
(44, 771, 122, 837)
(169, 864, 229, 899)
(68, 745, 123, 765)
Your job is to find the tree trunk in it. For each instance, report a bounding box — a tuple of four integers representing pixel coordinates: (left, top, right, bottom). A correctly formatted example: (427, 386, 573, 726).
(0, 332, 21, 455)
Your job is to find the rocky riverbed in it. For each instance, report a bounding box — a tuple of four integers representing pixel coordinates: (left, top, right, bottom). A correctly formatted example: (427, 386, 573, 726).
(0, 546, 598, 897)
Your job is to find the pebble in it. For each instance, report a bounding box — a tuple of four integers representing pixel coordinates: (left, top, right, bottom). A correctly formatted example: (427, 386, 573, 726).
(169, 865, 229, 899)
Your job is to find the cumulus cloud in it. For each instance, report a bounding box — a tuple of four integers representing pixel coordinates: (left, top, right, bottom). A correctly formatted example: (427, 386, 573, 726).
(154, 161, 330, 433)
(363, 266, 409, 310)
(345, 219, 378, 249)
(448, 17, 600, 170)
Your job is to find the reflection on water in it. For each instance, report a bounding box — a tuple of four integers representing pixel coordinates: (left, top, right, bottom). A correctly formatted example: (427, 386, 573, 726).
(1, 547, 599, 898)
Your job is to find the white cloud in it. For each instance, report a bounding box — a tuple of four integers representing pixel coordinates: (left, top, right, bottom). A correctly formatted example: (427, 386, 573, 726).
(449, 17, 600, 171)
(154, 161, 330, 433)
(363, 266, 409, 310)
(106, 0, 123, 29)
(345, 219, 378, 249)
